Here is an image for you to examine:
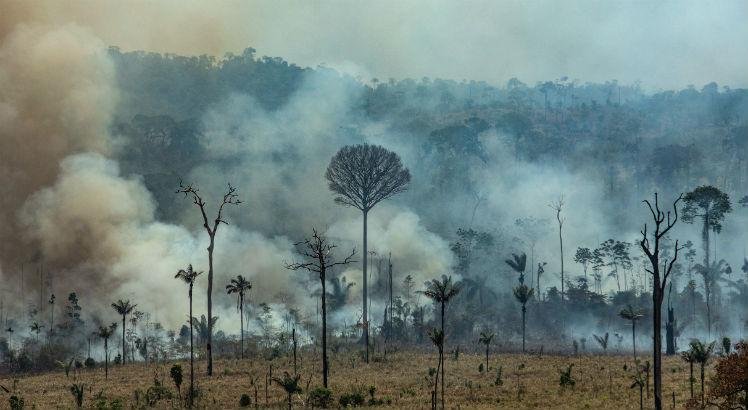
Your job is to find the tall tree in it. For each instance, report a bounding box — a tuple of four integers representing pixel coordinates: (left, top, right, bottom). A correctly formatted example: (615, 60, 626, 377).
(226, 275, 252, 359)
(97, 322, 117, 379)
(694, 259, 730, 336)
(515, 217, 548, 289)
(478, 331, 494, 371)
(177, 181, 241, 375)
(422, 275, 461, 410)
(513, 284, 534, 353)
(619, 305, 644, 362)
(682, 186, 731, 270)
(639, 192, 683, 410)
(285, 229, 355, 388)
(574, 247, 593, 281)
(325, 143, 411, 363)
(175, 264, 202, 407)
(550, 197, 565, 301)
(111, 299, 136, 366)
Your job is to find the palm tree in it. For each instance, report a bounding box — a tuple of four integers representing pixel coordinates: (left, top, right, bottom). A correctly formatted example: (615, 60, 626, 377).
(422, 275, 461, 410)
(689, 339, 715, 406)
(513, 284, 534, 353)
(226, 275, 252, 359)
(694, 259, 729, 336)
(176, 264, 202, 406)
(505, 253, 528, 284)
(111, 299, 136, 365)
(30, 322, 42, 343)
(619, 305, 644, 362)
(97, 322, 117, 379)
(593, 332, 609, 354)
(630, 371, 646, 410)
(273, 371, 302, 410)
(680, 348, 696, 399)
(478, 331, 494, 371)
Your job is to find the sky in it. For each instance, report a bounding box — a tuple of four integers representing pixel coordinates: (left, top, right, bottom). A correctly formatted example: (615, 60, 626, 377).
(3, 0, 747, 89)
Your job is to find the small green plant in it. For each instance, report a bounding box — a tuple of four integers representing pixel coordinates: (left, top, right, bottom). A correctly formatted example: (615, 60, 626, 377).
(494, 366, 504, 386)
(170, 364, 183, 397)
(559, 364, 575, 389)
(145, 375, 173, 406)
(338, 386, 365, 407)
(308, 387, 333, 408)
(722, 337, 731, 355)
(478, 363, 484, 373)
(70, 383, 85, 408)
(9, 395, 24, 410)
(272, 371, 301, 410)
(367, 385, 384, 406)
(239, 393, 251, 407)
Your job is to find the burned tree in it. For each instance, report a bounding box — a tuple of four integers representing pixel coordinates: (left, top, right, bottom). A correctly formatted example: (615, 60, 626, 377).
(549, 196, 565, 301)
(285, 229, 355, 388)
(177, 181, 241, 376)
(325, 144, 410, 363)
(638, 192, 683, 410)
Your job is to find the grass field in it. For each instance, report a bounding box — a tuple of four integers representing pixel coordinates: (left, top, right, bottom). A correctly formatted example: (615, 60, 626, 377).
(1, 351, 707, 409)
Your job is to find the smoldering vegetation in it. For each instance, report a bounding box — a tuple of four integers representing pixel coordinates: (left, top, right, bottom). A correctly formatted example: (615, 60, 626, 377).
(0, 8, 747, 406)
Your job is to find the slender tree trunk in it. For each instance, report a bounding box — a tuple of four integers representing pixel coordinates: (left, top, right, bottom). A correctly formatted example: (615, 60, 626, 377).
(362, 210, 369, 363)
(122, 315, 126, 365)
(558, 220, 564, 301)
(440, 302, 445, 410)
(207, 234, 215, 375)
(653, 289, 663, 409)
(700, 363, 705, 407)
(689, 361, 693, 398)
(321, 270, 329, 388)
(189, 285, 194, 408)
(485, 344, 489, 371)
(521, 305, 526, 353)
(632, 320, 637, 363)
(104, 339, 108, 379)
(240, 294, 244, 359)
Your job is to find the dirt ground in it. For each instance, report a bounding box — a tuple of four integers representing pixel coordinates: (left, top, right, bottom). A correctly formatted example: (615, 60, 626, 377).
(0, 351, 707, 409)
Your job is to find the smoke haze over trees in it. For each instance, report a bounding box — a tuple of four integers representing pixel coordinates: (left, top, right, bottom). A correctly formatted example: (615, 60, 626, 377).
(0, 1, 747, 369)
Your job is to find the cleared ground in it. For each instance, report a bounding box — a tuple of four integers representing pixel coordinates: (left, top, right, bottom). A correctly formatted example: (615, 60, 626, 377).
(1, 351, 706, 409)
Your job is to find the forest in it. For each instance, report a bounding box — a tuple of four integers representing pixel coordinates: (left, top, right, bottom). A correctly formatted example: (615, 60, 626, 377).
(1, 3, 748, 409)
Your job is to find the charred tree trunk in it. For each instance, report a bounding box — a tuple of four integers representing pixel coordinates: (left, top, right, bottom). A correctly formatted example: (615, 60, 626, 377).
(363, 210, 369, 363)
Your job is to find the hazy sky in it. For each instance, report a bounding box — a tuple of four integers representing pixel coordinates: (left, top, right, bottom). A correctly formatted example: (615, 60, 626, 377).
(5, 0, 747, 89)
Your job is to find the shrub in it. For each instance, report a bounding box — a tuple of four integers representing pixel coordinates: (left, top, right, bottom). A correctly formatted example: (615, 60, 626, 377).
(479, 363, 484, 373)
(709, 341, 748, 408)
(559, 364, 575, 389)
(113, 354, 121, 365)
(170, 364, 183, 394)
(85, 357, 96, 368)
(308, 387, 333, 408)
(70, 383, 85, 408)
(338, 387, 365, 407)
(145, 376, 173, 406)
(494, 366, 504, 386)
(9, 395, 24, 410)
(239, 393, 251, 407)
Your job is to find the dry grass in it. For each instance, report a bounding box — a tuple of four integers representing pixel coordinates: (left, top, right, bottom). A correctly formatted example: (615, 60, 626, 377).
(0, 351, 709, 409)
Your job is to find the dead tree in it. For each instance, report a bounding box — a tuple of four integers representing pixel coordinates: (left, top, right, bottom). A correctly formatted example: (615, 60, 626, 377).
(639, 192, 683, 410)
(325, 144, 411, 363)
(549, 196, 565, 301)
(177, 181, 241, 376)
(285, 228, 355, 388)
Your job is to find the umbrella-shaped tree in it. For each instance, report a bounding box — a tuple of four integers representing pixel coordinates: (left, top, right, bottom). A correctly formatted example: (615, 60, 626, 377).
(619, 305, 644, 362)
(111, 299, 136, 365)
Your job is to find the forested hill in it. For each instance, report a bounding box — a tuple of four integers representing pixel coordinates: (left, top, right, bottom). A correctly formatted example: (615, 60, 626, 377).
(109, 46, 748, 234)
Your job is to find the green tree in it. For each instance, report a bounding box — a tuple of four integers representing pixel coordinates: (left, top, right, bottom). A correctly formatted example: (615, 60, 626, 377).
(478, 331, 494, 371)
(111, 299, 136, 365)
(175, 264, 202, 406)
(422, 275, 461, 410)
(682, 186, 731, 269)
(226, 275, 252, 359)
(689, 339, 715, 407)
(513, 284, 534, 353)
(326, 144, 411, 363)
(97, 322, 117, 379)
(619, 305, 644, 362)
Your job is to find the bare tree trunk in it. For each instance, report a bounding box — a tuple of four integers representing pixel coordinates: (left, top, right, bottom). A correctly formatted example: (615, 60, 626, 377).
(207, 234, 215, 375)
(189, 284, 194, 408)
(321, 269, 329, 388)
(104, 339, 108, 379)
(122, 315, 126, 365)
(240, 294, 244, 359)
(362, 210, 369, 363)
(632, 320, 637, 363)
(440, 302, 445, 410)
